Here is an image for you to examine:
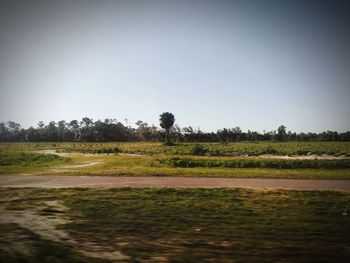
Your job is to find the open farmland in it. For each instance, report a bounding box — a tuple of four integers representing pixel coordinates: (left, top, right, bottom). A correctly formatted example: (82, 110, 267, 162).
(1, 142, 350, 262)
(3, 141, 349, 156)
(1, 142, 350, 179)
(1, 0, 350, 262)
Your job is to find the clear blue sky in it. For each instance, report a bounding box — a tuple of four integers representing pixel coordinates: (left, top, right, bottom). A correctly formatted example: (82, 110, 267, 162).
(0, 0, 349, 132)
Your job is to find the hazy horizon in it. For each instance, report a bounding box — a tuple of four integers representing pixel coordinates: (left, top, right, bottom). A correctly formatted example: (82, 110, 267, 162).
(1, 0, 350, 133)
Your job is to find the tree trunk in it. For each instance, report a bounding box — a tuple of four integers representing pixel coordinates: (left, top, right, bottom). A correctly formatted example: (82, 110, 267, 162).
(165, 129, 169, 144)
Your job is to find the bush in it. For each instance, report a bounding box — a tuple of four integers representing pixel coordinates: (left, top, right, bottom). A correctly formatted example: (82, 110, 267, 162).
(158, 157, 350, 169)
(265, 146, 278, 155)
(99, 147, 120, 154)
(81, 147, 120, 154)
(190, 145, 207, 156)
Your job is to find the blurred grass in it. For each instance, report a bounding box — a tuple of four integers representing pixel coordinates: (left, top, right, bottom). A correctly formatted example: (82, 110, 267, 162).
(1, 188, 349, 262)
(0, 223, 109, 263)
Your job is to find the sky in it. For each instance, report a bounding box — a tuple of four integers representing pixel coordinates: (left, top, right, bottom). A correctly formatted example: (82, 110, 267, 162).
(0, 0, 349, 132)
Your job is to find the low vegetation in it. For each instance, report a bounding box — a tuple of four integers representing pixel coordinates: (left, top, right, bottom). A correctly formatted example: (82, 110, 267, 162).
(2, 141, 348, 157)
(0, 152, 68, 167)
(63, 141, 350, 156)
(0, 149, 70, 174)
(1, 142, 350, 179)
(155, 157, 350, 169)
(0, 188, 349, 262)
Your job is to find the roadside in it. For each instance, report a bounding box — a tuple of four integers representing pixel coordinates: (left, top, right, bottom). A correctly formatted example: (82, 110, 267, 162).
(1, 187, 349, 262)
(1, 175, 350, 191)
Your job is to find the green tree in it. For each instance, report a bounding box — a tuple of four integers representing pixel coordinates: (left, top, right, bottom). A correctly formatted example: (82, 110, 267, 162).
(159, 112, 175, 144)
(37, 121, 45, 129)
(277, 125, 287, 141)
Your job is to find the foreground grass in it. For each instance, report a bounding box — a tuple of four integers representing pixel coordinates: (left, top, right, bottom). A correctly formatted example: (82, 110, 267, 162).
(0, 223, 109, 263)
(0, 188, 349, 262)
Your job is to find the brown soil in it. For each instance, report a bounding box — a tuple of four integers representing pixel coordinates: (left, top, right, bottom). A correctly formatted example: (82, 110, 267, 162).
(0, 175, 349, 191)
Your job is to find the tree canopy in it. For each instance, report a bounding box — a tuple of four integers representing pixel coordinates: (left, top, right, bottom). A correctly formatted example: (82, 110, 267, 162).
(159, 112, 175, 144)
(0, 118, 349, 142)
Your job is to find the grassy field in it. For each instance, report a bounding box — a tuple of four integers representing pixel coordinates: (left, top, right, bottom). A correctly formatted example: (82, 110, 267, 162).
(2, 141, 350, 156)
(1, 142, 350, 179)
(0, 187, 349, 262)
(1, 143, 350, 262)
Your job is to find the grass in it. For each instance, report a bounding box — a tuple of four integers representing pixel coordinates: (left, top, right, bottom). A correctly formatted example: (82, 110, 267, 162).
(2, 141, 350, 156)
(0, 223, 109, 263)
(0, 152, 68, 166)
(155, 156, 350, 169)
(1, 142, 350, 179)
(0, 150, 71, 174)
(0, 187, 349, 262)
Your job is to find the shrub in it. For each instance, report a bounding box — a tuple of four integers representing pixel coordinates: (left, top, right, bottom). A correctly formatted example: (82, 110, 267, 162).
(158, 157, 350, 169)
(190, 145, 207, 156)
(265, 146, 278, 155)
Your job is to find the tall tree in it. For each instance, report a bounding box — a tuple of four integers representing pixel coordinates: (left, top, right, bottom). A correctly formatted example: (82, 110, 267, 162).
(277, 125, 287, 141)
(159, 112, 175, 144)
(37, 121, 45, 129)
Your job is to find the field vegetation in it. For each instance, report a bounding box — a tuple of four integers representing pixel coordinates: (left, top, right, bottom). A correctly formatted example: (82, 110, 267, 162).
(2, 141, 350, 156)
(155, 157, 350, 169)
(0, 147, 70, 174)
(0, 188, 349, 262)
(1, 142, 350, 179)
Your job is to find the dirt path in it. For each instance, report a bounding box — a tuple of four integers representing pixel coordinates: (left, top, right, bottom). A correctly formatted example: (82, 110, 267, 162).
(1, 175, 350, 191)
(0, 199, 130, 261)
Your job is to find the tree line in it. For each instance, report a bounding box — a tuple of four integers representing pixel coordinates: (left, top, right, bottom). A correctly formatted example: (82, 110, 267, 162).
(1, 117, 349, 142)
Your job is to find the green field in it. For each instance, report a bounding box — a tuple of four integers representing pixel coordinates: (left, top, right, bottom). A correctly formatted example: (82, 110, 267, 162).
(0, 188, 349, 262)
(2, 141, 350, 156)
(1, 142, 350, 262)
(1, 142, 350, 179)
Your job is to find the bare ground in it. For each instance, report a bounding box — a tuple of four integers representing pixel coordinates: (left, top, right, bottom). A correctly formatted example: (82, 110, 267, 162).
(0, 198, 130, 261)
(0, 175, 350, 191)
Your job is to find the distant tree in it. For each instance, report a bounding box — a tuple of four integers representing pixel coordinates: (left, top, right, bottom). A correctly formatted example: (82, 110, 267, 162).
(37, 121, 45, 129)
(81, 117, 93, 127)
(46, 121, 58, 141)
(1, 117, 350, 142)
(135, 120, 150, 140)
(25, 127, 40, 141)
(171, 124, 182, 143)
(159, 112, 175, 144)
(232, 126, 242, 141)
(57, 120, 66, 141)
(68, 120, 79, 131)
(277, 125, 287, 141)
(182, 126, 194, 134)
(7, 121, 21, 132)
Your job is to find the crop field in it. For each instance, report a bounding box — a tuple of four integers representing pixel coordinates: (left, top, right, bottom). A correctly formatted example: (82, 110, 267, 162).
(0, 187, 349, 262)
(1, 142, 350, 179)
(2, 141, 350, 156)
(1, 142, 350, 262)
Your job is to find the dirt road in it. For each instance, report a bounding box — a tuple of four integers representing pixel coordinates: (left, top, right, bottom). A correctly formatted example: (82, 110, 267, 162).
(1, 175, 350, 191)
